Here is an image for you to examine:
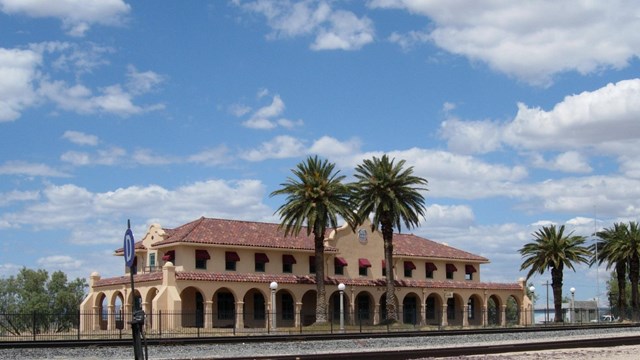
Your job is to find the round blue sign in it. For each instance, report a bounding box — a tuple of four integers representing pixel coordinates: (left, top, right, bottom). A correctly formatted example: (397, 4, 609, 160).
(124, 228, 135, 268)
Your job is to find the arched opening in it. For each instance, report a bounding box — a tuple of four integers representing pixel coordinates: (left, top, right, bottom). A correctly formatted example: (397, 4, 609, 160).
(180, 287, 204, 328)
(273, 290, 295, 328)
(243, 288, 266, 328)
(425, 293, 443, 326)
(96, 293, 107, 330)
(506, 295, 520, 326)
(213, 288, 236, 328)
(144, 287, 158, 328)
(112, 291, 124, 330)
(487, 295, 502, 326)
(300, 290, 317, 326)
(355, 292, 374, 325)
(467, 294, 484, 326)
(446, 294, 463, 326)
(402, 293, 419, 325)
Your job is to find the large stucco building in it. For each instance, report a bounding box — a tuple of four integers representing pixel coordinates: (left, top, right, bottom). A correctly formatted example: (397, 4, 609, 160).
(80, 217, 531, 332)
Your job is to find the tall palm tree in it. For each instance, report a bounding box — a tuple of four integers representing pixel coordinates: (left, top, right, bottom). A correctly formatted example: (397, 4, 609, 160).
(519, 224, 590, 323)
(592, 222, 628, 321)
(270, 156, 356, 324)
(351, 155, 428, 323)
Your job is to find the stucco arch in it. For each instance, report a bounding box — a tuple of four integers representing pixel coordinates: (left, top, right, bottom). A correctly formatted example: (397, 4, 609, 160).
(446, 293, 464, 326)
(425, 292, 443, 326)
(328, 289, 350, 324)
(243, 287, 267, 328)
(402, 292, 421, 325)
(181, 286, 205, 327)
(354, 291, 374, 325)
(378, 292, 400, 324)
(506, 294, 520, 325)
(466, 293, 484, 326)
(300, 290, 317, 326)
(487, 294, 502, 326)
(212, 287, 236, 328)
(273, 288, 296, 328)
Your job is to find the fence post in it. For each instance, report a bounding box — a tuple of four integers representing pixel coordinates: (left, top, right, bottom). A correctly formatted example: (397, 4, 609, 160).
(77, 310, 81, 340)
(33, 311, 37, 341)
(159, 310, 162, 337)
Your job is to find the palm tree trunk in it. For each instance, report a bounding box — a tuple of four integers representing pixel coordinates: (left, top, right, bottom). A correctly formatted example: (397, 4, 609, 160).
(630, 254, 639, 322)
(314, 235, 327, 324)
(616, 262, 627, 321)
(551, 266, 563, 322)
(382, 219, 397, 322)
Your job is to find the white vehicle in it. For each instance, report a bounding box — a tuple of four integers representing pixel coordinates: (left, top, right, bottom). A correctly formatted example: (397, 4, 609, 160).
(592, 314, 616, 322)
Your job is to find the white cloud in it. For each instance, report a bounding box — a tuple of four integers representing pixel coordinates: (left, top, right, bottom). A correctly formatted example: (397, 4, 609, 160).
(309, 136, 361, 158)
(187, 146, 232, 166)
(241, 135, 306, 161)
(0, 0, 131, 37)
(422, 203, 475, 229)
(0, 190, 39, 206)
(36, 255, 83, 271)
(530, 151, 592, 174)
(0, 47, 41, 122)
(238, 0, 374, 51)
(0, 161, 69, 177)
(60, 146, 126, 166)
(440, 117, 503, 154)
(371, 0, 640, 85)
(125, 65, 165, 95)
(62, 130, 99, 146)
(240, 93, 303, 130)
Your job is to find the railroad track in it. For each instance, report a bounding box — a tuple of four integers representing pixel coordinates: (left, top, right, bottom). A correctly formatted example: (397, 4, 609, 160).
(210, 334, 640, 360)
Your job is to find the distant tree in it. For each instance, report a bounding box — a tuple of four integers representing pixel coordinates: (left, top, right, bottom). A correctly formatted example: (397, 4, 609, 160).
(592, 222, 629, 321)
(351, 155, 428, 323)
(0, 268, 87, 335)
(520, 225, 590, 323)
(606, 271, 631, 320)
(271, 156, 356, 324)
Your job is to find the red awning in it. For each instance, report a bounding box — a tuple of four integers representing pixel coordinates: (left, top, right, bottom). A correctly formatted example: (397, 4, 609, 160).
(465, 264, 477, 274)
(425, 262, 438, 272)
(255, 253, 269, 263)
(225, 251, 240, 262)
(358, 258, 372, 268)
(446, 263, 458, 272)
(282, 254, 297, 265)
(381, 260, 386, 267)
(162, 250, 175, 262)
(404, 261, 416, 270)
(195, 249, 210, 260)
(335, 257, 348, 266)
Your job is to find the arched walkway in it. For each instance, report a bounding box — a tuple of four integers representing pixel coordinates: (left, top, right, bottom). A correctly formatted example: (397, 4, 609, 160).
(355, 291, 374, 325)
(402, 293, 420, 325)
(425, 293, 443, 326)
(300, 290, 317, 326)
(243, 288, 267, 328)
(487, 295, 502, 326)
(467, 294, 483, 326)
(181, 286, 205, 327)
(212, 288, 236, 328)
(329, 290, 350, 325)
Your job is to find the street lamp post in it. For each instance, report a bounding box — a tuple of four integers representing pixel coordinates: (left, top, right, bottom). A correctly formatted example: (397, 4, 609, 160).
(338, 283, 345, 332)
(270, 281, 278, 330)
(570, 287, 576, 323)
(544, 280, 550, 323)
(529, 285, 535, 326)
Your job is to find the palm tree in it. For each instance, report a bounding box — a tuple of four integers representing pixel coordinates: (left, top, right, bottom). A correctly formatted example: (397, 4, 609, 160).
(270, 156, 356, 324)
(592, 222, 628, 321)
(519, 224, 590, 323)
(351, 155, 428, 322)
(624, 221, 640, 321)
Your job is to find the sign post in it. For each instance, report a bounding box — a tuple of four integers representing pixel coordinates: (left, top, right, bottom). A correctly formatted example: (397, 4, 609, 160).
(124, 220, 147, 360)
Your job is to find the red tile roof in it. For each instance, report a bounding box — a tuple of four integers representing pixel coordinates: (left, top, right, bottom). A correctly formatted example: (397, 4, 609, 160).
(393, 233, 488, 262)
(92, 269, 519, 291)
(147, 217, 486, 262)
(152, 217, 338, 252)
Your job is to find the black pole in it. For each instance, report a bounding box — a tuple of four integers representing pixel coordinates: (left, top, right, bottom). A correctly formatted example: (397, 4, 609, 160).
(127, 220, 146, 360)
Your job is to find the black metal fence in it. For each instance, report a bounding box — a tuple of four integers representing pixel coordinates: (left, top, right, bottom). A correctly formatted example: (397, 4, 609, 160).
(0, 307, 558, 342)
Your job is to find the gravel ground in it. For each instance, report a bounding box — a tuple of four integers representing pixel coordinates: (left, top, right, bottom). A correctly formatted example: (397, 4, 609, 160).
(1, 327, 639, 359)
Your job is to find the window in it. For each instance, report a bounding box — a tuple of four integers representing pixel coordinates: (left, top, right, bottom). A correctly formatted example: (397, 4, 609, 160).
(217, 292, 235, 320)
(225, 251, 240, 271)
(309, 256, 316, 274)
(195, 250, 210, 270)
(162, 250, 175, 264)
(446, 263, 457, 280)
(425, 262, 437, 279)
(149, 253, 156, 268)
(334, 257, 347, 275)
(358, 258, 371, 276)
(255, 253, 269, 272)
(404, 261, 416, 278)
(282, 293, 294, 320)
(465, 264, 477, 281)
(282, 254, 296, 273)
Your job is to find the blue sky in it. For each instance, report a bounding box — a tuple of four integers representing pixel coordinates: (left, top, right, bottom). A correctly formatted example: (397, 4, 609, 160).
(2, 1, 640, 308)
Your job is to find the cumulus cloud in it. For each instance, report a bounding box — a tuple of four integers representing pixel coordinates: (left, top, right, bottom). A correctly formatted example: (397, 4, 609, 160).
(0, 0, 131, 37)
(0, 47, 41, 122)
(237, 0, 374, 51)
(241, 135, 306, 161)
(530, 151, 592, 174)
(239, 92, 303, 130)
(440, 118, 503, 154)
(62, 130, 99, 146)
(309, 136, 361, 158)
(371, 0, 640, 85)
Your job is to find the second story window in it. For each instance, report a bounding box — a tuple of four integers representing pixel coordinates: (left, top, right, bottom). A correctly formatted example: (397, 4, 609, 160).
(149, 253, 156, 269)
(425, 262, 437, 279)
(225, 251, 240, 271)
(309, 256, 316, 274)
(446, 263, 457, 280)
(195, 249, 210, 270)
(282, 254, 296, 273)
(465, 264, 477, 280)
(404, 261, 416, 278)
(334, 257, 347, 275)
(162, 250, 175, 264)
(358, 258, 371, 276)
(255, 253, 269, 272)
